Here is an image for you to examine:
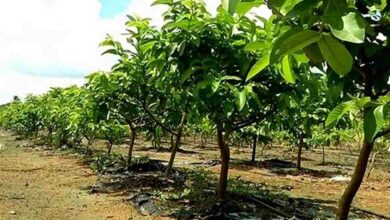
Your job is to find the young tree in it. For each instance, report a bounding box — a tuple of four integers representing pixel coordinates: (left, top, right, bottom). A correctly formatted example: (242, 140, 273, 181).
(240, 0, 390, 218)
(151, 0, 292, 199)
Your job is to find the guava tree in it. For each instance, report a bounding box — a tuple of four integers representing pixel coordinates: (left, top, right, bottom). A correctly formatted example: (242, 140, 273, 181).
(277, 71, 330, 169)
(101, 14, 196, 176)
(87, 71, 147, 167)
(237, 0, 390, 218)
(152, 0, 294, 199)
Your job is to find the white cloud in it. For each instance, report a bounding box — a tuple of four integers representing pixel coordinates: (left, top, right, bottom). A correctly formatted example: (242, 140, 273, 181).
(0, 0, 270, 104)
(0, 0, 125, 103)
(0, 71, 85, 104)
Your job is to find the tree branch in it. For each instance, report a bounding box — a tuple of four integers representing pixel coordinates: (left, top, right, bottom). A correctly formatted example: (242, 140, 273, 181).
(374, 128, 390, 141)
(141, 103, 178, 136)
(230, 105, 275, 132)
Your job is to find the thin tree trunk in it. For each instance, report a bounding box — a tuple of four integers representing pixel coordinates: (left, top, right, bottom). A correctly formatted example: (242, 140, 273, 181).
(88, 131, 95, 145)
(366, 151, 377, 180)
(297, 133, 304, 169)
(170, 133, 175, 150)
(217, 123, 230, 199)
(165, 112, 186, 177)
(153, 132, 157, 149)
(336, 140, 374, 220)
(47, 128, 53, 146)
(322, 144, 325, 165)
(251, 135, 257, 163)
(347, 144, 354, 155)
(107, 142, 113, 155)
(127, 127, 136, 169)
(165, 132, 182, 176)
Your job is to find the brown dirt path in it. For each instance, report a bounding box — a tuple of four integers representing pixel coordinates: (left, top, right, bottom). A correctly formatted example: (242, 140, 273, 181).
(0, 133, 153, 220)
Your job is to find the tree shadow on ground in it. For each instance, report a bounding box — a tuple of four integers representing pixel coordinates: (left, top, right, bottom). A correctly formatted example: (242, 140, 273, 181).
(229, 158, 345, 178)
(136, 145, 201, 155)
(80, 161, 382, 220)
(36, 144, 383, 220)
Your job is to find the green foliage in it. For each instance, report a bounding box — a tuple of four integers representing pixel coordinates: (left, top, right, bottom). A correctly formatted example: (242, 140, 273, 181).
(90, 153, 127, 174)
(317, 34, 353, 76)
(328, 12, 366, 44)
(246, 54, 270, 81)
(326, 95, 389, 143)
(270, 29, 321, 64)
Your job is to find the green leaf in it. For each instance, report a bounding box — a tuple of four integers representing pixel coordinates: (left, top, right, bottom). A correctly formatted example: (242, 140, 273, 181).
(222, 0, 264, 16)
(101, 49, 118, 56)
(373, 0, 387, 10)
(286, 0, 318, 18)
(245, 84, 261, 105)
(281, 55, 296, 84)
(364, 105, 385, 143)
(325, 100, 358, 127)
(140, 41, 157, 53)
(269, 0, 303, 15)
(236, 0, 264, 16)
(318, 34, 353, 76)
(292, 53, 309, 64)
(221, 75, 242, 81)
(180, 66, 202, 84)
(303, 43, 324, 63)
(268, 0, 286, 8)
(244, 41, 271, 52)
(246, 54, 270, 81)
(151, 0, 172, 6)
(323, 0, 347, 29)
(238, 90, 247, 111)
(222, 0, 240, 15)
(270, 28, 322, 64)
(329, 12, 366, 43)
(353, 96, 372, 109)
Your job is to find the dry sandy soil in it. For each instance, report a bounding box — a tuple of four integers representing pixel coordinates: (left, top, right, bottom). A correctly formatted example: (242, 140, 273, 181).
(1, 131, 389, 220)
(0, 132, 158, 220)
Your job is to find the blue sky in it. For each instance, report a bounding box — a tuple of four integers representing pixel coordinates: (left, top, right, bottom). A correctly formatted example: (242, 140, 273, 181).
(99, 0, 133, 18)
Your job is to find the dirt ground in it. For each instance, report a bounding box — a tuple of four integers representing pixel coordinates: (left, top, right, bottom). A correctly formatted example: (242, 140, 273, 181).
(103, 137, 390, 219)
(0, 132, 156, 220)
(1, 131, 389, 219)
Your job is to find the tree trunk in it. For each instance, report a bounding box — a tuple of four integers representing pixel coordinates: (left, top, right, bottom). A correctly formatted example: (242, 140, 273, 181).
(47, 128, 53, 146)
(366, 152, 377, 180)
(165, 112, 186, 177)
(107, 142, 113, 155)
(217, 123, 230, 199)
(336, 140, 374, 220)
(322, 144, 325, 165)
(153, 132, 157, 149)
(87, 132, 95, 146)
(251, 135, 257, 163)
(170, 133, 175, 150)
(297, 133, 304, 169)
(347, 144, 354, 155)
(201, 133, 207, 147)
(165, 132, 182, 176)
(127, 127, 137, 169)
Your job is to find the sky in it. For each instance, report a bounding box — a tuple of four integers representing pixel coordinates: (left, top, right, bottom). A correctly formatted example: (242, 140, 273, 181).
(0, 0, 270, 104)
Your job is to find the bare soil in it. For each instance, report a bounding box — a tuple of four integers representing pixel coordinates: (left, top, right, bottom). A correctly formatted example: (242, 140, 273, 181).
(1, 132, 389, 219)
(0, 132, 158, 220)
(101, 137, 390, 219)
